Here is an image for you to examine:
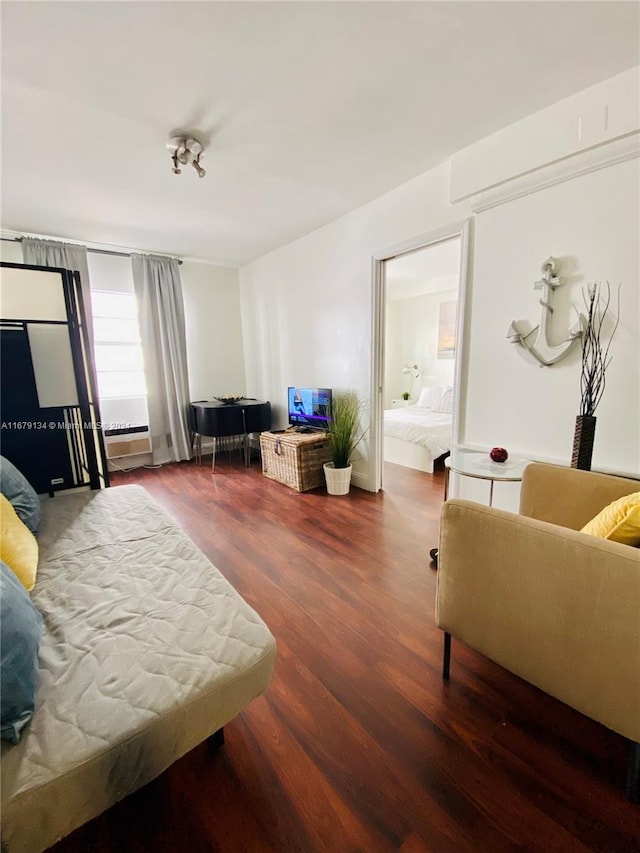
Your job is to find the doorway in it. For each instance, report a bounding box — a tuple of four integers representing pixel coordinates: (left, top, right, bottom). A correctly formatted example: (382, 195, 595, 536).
(370, 221, 471, 492)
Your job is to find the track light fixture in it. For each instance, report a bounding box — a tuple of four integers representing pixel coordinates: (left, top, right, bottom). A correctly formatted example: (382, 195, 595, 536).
(166, 135, 206, 178)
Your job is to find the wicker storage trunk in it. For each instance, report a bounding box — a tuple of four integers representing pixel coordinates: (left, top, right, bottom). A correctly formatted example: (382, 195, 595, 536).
(260, 430, 332, 492)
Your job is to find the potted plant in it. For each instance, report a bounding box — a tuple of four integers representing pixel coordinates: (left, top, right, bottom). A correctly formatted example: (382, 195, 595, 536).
(324, 391, 364, 495)
(401, 391, 410, 401)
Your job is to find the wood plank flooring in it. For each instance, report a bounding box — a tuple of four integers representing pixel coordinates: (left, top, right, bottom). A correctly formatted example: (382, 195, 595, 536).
(49, 455, 640, 852)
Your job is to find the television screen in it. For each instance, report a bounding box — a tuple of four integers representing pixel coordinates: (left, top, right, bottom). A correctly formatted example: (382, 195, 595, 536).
(287, 387, 332, 430)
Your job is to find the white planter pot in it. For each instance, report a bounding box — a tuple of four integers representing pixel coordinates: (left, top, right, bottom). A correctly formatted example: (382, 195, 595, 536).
(323, 462, 352, 495)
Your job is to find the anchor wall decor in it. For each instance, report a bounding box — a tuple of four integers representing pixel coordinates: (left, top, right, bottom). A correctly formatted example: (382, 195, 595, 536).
(507, 256, 583, 367)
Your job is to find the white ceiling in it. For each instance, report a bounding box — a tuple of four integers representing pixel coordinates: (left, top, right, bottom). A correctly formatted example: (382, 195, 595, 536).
(1, 2, 638, 267)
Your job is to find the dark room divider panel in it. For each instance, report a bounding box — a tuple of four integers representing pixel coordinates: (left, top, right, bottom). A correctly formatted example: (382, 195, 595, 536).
(0, 262, 109, 493)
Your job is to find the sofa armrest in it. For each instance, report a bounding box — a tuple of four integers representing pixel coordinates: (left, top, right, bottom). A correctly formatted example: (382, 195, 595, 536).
(436, 499, 640, 743)
(519, 462, 639, 530)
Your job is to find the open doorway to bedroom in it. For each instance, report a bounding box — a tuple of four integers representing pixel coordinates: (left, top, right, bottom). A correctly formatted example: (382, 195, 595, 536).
(383, 236, 460, 477)
(370, 222, 469, 492)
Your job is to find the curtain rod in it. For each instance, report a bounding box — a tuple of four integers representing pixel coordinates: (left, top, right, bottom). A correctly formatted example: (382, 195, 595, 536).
(0, 236, 183, 265)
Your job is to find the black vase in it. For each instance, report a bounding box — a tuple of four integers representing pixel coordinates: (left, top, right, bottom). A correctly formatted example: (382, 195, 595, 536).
(571, 415, 596, 471)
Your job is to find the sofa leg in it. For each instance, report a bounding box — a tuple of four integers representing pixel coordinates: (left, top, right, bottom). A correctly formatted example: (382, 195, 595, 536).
(207, 727, 225, 754)
(626, 741, 640, 803)
(442, 632, 451, 680)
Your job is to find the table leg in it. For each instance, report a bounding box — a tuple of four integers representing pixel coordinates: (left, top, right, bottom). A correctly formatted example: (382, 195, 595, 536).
(211, 437, 216, 473)
(489, 479, 495, 507)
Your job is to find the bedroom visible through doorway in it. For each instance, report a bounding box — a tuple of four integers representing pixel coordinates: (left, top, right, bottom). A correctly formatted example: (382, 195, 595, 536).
(382, 236, 461, 477)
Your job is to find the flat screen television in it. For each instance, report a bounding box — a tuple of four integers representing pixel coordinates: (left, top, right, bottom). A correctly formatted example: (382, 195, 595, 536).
(287, 387, 332, 430)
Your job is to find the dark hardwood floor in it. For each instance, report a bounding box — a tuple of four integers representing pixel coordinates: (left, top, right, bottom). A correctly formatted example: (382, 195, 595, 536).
(49, 454, 639, 853)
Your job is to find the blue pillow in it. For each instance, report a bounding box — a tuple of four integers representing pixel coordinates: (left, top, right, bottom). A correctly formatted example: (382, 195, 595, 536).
(0, 456, 41, 535)
(0, 561, 43, 743)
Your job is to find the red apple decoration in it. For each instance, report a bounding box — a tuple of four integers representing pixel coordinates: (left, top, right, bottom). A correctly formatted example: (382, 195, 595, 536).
(490, 447, 509, 463)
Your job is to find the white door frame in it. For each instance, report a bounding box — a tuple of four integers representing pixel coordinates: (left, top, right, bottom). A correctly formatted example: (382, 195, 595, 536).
(370, 218, 473, 492)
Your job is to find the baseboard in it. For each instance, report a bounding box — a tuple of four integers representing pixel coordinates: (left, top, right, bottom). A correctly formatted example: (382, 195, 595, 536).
(351, 470, 374, 492)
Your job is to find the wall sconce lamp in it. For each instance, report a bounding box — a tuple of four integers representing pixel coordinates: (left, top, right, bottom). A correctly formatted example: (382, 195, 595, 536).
(402, 363, 420, 398)
(166, 135, 206, 178)
(402, 363, 420, 379)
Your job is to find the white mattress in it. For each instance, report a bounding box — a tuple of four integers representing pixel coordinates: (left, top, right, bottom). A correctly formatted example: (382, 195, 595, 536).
(1, 485, 276, 853)
(383, 406, 452, 459)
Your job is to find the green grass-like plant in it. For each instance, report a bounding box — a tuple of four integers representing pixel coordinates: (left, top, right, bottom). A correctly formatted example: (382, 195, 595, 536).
(328, 391, 365, 469)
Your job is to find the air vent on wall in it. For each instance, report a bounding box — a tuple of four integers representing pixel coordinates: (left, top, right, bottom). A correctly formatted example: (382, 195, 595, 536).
(105, 435, 151, 460)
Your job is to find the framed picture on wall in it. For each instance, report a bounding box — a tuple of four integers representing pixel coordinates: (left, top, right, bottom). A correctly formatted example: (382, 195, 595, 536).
(437, 300, 457, 360)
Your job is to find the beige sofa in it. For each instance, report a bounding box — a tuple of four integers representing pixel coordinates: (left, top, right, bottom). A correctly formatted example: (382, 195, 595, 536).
(435, 462, 639, 800)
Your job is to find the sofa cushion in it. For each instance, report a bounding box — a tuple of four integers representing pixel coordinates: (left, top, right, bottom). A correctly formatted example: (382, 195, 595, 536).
(0, 494, 39, 590)
(581, 491, 640, 546)
(0, 561, 43, 744)
(0, 456, 41, 535)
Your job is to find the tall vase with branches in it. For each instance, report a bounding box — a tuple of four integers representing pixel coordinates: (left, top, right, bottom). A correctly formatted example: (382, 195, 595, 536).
(572, 282, 620, 470)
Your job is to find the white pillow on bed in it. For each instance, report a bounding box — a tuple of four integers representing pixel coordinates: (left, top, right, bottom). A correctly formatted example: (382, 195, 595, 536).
(433, 387, 454, 414)
(416, 386, 443, 409)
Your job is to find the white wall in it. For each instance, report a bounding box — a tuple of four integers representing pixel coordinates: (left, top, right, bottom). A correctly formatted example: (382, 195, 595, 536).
(240, 68, 640, 491)
(180, 260, 244, 400)
(239, 164, 471, 455)
(466, 160, 639, 476)
(385, 289, 457, 407)
(87, 252, 134, 293)
(0, 241, 24, 263)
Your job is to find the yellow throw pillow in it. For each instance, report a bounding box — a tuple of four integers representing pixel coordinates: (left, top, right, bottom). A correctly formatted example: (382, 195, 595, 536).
(581, 491, 640, 546)
(0, 494, 39, 590)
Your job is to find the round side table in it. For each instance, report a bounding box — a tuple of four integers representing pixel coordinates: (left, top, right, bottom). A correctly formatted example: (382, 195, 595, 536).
(444, 449, 531, 506)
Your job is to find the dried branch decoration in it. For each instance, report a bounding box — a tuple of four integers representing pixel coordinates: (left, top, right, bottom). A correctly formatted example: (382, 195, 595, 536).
(579, 282, 620, 417)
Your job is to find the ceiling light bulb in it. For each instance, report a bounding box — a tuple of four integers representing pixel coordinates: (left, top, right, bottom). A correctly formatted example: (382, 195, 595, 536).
(177, 148, 190, 165)
(192, 160, 206, 178)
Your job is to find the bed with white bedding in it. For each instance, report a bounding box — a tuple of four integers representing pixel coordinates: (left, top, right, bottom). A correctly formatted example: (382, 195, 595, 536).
(1, 485, 276, 853)
(383, 386, 453, 473)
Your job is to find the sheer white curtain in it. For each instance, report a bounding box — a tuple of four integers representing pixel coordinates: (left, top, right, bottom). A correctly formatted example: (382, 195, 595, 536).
(22, 237, 94, 353)
(131, 253, 191, 464)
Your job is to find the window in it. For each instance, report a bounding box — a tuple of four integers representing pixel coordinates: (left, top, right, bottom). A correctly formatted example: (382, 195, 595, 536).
(90, 290, 148, 432)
